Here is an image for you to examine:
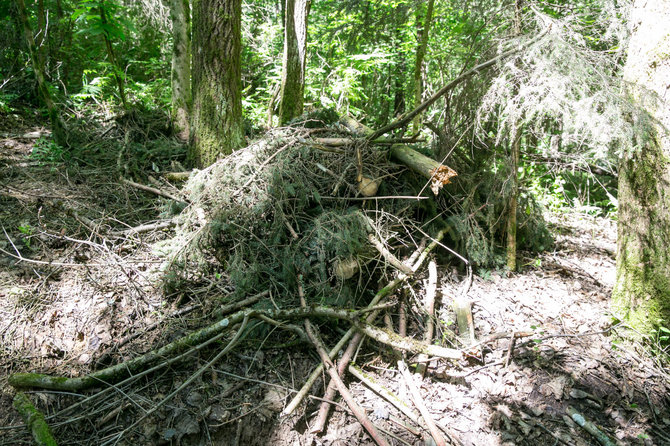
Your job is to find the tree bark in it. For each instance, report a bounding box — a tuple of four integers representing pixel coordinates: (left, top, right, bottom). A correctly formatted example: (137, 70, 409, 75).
(170, 0, 191, 141)
(15, 0, 67, 147)
(190, 0, 244, 167)
(412, 0, 434, 132)
(278, 0, 310, 125)
(612, 0, 670, 334)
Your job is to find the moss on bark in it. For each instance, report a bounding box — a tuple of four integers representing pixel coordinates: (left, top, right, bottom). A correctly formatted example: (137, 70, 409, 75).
(613, 0, 670, 336)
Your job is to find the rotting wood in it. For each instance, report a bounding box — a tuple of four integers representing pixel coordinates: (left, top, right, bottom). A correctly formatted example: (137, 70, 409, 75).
(12, 393, 58, 446)
(163, 171, 192, 182)
(453, 297, 475, 346)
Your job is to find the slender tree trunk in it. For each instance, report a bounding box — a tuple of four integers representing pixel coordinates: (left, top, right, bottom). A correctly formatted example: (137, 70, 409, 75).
(190, 0, 243, 167)
(15, 0, 67, 147)
(412, 0, 434, 132)
(612, 0, 670, 334)
(100, 3, 128, 108)
(36, 0, 47, 69)
(170, 0, 191, 141)
(278, 0, 310, 125)
(506, 0, 524, 272)
(506, 127, 521, 271)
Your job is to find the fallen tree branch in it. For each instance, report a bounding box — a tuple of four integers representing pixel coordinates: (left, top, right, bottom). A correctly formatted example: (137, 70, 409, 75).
(566, 406, 616, 446)
(399, 360, 446, 446)
(367, 30, 549, 140)
(13, 393, 58, 446)
(9, 303, 461, 391)
(120, 177, 187, 203)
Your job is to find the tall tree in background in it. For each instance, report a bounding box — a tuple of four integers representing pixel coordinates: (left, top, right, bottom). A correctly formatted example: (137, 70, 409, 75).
(170, 0, 191, 141)
(505, 0, 524, 272)
(99, 1, 128, 108)
(612, 0, 670, 334)
(411, 0, 434, 132)
(278, 0, 310, 125)
(190, 0, 244, 167)
(15, 0, 67, 147)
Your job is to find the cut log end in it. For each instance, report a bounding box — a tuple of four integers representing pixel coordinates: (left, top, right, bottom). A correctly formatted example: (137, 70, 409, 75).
(430, 165, 458, 185)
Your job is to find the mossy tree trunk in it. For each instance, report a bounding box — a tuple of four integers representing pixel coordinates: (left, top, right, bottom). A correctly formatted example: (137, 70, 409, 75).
(278, 0, 310, 125)
(612, 0, 670, 334)
(170, 0, 191, 141)
(190, 0, 243, 167)
(15, 0, 67, 147)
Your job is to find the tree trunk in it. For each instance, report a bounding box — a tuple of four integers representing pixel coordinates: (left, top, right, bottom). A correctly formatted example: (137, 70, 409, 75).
(612, 0, 670, 334)
(506, 127, 521, 271)
(170, 0, 191, 141)
(412, 0, 434, 132)
(190, 0, 244, 167)
(278, 0, 310, 125)
(506, 0, 524, 272)
(100, 3, 128, 108)
(15, 0, 67, 147)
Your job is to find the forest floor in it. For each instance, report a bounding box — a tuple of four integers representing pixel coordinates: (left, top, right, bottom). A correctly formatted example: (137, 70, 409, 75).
(1, 114, 670, 446)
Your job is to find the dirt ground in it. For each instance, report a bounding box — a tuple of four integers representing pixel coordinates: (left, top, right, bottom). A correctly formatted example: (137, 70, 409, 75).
(1, 118, 670, 446)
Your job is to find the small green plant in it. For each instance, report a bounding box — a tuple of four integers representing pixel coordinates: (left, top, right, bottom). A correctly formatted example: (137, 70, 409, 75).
(31, 137, 68, 163)
(18, 223, 33, 248)
(0, 93, 17, 113)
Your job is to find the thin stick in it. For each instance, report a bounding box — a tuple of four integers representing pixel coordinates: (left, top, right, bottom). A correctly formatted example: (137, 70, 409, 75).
(416, 260, 437, 375)
(310, 331, 365, 433)
(368, 233, 413, 274)
(398, 360, 446, 446)
(120, 177, 186, 203)
(348, 365, 462, 445)
(367, 30, 549, 140)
